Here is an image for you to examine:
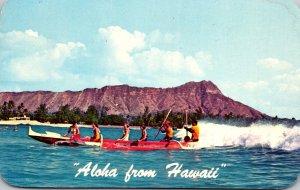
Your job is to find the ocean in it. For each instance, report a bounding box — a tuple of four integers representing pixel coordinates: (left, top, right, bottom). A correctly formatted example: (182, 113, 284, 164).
(0, 121, 299, 189)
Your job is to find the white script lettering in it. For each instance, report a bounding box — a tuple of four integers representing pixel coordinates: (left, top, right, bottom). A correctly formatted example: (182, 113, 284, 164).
(166, 162, 219, 179)
(75, 162, 118, 178)
(124, 164, 157, 182)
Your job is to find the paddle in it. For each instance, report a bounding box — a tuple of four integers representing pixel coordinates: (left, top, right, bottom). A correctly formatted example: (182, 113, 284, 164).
(154, 108, 172, 139)
(184, 109, 191, 142)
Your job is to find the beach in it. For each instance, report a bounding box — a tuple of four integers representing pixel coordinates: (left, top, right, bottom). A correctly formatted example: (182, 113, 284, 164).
(0, 120, 141, 129)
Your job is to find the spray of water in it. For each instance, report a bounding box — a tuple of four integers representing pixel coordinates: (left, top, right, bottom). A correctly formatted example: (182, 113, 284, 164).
(175, 121, 300, 151)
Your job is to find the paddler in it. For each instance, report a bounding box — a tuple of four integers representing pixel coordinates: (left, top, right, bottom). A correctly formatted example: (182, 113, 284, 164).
(118, 122, 130, 141)
(161, 120, 173, 142)
(138, 123, 147, 141)
(184, 120, 200, 142)
(64, 122, 80, 138)
(90, 123, 101, 142)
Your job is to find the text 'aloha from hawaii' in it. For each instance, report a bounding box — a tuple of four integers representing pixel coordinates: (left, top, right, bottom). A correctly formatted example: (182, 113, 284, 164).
(74, 162, 228, 182)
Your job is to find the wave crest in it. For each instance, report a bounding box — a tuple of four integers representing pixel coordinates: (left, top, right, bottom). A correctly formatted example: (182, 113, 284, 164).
(175, 121, 300, 151)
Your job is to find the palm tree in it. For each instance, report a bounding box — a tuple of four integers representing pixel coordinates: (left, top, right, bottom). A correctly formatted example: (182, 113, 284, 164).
(17, 103, 25, 117)
(34, 104, 49, 122)
(56, 104, 71, 123)
(84, 105, 99, 124)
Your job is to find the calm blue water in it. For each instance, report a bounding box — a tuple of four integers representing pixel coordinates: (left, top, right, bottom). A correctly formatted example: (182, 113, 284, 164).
(0, 124, 299, 189)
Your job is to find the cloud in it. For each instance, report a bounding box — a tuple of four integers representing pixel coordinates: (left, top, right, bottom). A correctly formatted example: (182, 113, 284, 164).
(7, 42, 85, 82)
(219, 68, 300, 118)
(274, 69, 300, 81)
(195, 51, 213, 66)
(147, 30, 176, 45)
(93, 75, 122, 87)
(1, 26, 210, 90)
(97, 26, 206, 87)
(274, 69, 300, 94)
(98, 26, 145, 65)
(243, 81, 269, 90)
(0, 29, 85, 83)
(257, 57, 293, 71)
(220, 80, 269, 93)
(133, 48, 203, 77)
(0, 29, 47, 47)
(0, 30, 50, 58)
(218, 81, 272, 115)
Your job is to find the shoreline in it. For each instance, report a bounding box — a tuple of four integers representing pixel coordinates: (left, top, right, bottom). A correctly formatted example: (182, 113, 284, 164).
(0, 120, 141, 129)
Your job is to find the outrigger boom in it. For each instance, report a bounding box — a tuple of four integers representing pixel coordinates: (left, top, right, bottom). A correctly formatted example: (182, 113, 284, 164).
(28, 126, 103, 147)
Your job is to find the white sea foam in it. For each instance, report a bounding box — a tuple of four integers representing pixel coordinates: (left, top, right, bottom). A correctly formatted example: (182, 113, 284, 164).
(175, 121, 300, 151)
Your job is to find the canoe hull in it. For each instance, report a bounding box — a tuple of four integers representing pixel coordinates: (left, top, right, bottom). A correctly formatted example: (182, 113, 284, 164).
(102, 140, 197, 150)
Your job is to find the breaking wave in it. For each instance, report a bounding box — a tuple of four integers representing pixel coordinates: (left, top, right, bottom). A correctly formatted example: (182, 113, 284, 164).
(175, 121, 300, 151)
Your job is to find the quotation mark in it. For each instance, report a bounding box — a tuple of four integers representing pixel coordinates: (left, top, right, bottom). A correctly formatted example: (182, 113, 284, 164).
(74, 163, 80, 167)
(221, 163, 227, 167)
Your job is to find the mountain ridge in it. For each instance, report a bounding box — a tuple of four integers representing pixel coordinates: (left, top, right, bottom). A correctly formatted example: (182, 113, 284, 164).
(0, 81, 271, 119)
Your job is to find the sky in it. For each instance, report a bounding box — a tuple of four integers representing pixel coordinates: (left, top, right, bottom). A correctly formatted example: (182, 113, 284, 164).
(0, 0, 300, 119)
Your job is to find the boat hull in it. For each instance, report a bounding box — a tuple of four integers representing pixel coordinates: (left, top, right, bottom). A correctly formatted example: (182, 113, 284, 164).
(102, 140, 197, 150)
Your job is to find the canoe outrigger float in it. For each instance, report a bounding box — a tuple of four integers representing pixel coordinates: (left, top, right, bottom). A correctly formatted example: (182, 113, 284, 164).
(28, 127, 198, 150)
(28, 126, 103, 147)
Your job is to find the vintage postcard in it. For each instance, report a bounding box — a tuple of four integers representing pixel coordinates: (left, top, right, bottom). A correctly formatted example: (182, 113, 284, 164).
(0, 0, 300, 189)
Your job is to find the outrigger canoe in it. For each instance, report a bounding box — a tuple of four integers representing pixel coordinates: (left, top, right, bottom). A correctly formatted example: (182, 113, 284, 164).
(28, 127, 198, 150)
